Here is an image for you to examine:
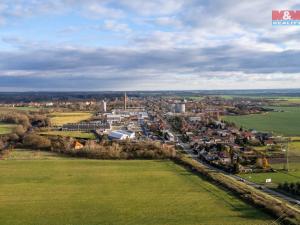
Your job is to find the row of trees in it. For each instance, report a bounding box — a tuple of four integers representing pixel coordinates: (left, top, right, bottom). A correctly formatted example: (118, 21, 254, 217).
(21, 134, 177, 160)
(278, 182, 300, 196)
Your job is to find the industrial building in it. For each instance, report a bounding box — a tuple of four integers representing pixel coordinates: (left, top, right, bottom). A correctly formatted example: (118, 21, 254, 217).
(62, 121, 110, 131)
(100, 100, 107, 112)
(169, 102, 186, 113)
(175, 103, 185, 113)
(108, 130, 135, 140)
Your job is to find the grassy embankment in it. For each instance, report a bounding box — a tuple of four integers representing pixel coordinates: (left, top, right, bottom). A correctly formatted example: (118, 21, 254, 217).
(175, 155, 300, 224)
(0, 122, 16, 135)
(0, 149, 275, 225)
(2, 149, 68, 160)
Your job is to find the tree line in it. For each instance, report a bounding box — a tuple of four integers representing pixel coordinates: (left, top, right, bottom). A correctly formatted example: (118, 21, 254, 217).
(20, 134, 177, 160)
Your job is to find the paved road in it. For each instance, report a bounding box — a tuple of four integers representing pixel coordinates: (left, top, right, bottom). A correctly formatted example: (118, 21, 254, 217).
(179, 142, 300, 207)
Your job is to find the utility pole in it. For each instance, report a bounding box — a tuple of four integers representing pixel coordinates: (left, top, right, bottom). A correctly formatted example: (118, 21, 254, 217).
(286, 138, 289, 172)
(282, 137, 289, 172)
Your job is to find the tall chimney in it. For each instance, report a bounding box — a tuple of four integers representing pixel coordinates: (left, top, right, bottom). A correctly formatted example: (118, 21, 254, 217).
(124, 92, 127, 110)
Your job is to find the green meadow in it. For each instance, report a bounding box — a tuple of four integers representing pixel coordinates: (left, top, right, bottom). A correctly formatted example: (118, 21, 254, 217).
(224, 106, 300, 136)
(0, 150, 275, 225)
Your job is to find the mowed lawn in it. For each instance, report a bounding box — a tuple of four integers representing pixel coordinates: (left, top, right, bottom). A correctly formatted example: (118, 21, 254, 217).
(0, 122, 16, 134)
(50, 112, 93, 126)
(0, 155, 275, 225)
(224, 106, 300, 136)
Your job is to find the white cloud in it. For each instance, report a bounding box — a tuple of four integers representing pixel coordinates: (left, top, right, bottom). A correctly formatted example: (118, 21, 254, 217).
(119, 0, 184, 16)
(152, 16, 182, 27)
(84, 2, 125, 19)
(104, 20, 131, 33)
(0, 0, 300, 90)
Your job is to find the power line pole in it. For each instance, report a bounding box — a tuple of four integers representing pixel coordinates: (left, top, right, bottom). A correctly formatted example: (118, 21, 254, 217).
(286, 138, 289, 172)
(282, 137, 289, 172)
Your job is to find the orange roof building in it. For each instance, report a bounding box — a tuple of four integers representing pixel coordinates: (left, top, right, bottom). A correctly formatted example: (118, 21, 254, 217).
(74, 141, 84, 150)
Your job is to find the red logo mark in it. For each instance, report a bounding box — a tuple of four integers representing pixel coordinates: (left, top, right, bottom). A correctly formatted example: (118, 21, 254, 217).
(272, 10, 300, 20)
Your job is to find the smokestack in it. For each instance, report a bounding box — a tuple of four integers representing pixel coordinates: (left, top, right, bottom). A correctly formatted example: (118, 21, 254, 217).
(102, 100, 107, 112)
(124, 92, 127, 110)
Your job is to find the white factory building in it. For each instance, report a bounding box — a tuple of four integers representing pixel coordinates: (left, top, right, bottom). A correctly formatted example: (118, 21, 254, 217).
(175, 103, 185, 113)
(108, 130, 135, 140)
(169, 102, 185, 113)
(101, 100, 107, 112)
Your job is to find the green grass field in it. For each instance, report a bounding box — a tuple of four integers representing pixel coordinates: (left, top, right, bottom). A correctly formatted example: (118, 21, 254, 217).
(224, 106, 300, 136)
(0, 151, 275, 225)
(50, 112, 93, 126)
(0, 122, 16, 134)
(39, 130, 96, 139)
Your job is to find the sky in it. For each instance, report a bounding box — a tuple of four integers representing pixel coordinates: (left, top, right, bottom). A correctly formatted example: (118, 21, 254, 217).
(0, 0, 300, 91)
